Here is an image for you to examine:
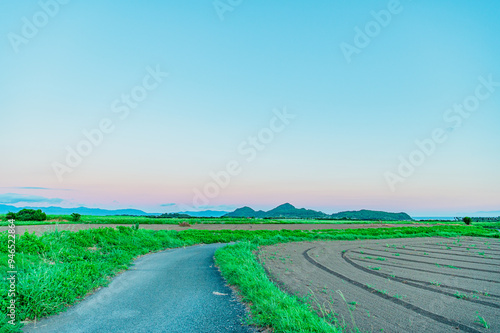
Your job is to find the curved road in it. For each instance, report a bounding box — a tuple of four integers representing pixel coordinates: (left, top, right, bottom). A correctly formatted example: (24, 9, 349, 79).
(23, 244, 256, 333)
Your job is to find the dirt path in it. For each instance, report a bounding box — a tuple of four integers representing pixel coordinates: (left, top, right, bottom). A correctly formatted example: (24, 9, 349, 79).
(259, 237, 499, 332)
(0, 223, 436, 235)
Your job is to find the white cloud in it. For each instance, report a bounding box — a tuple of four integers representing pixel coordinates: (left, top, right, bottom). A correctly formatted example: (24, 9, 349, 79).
(0, 193, 64, 204)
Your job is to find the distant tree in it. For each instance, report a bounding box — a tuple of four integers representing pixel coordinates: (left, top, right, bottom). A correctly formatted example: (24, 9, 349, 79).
(15, 209, 47, 221)
(6, 212, 16, 220)
(70, 213, 82, 222)
(463, 217, 472, 225)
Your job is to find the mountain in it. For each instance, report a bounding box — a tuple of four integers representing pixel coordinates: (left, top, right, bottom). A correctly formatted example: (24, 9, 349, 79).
(225, 203, 328, 219)
(265, 203, 328, 218)
(224, 203, 413, 220)
(224, 206, 267, 218)
(0, 204, 154, 216)
(0, 204, 229, 218)
(330, 209, 412, 221)
(0, 203, 413, 220)
(474, 210, 500, 217)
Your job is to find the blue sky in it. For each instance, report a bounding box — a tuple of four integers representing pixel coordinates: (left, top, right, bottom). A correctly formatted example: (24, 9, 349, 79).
(1, 0, 499, 216)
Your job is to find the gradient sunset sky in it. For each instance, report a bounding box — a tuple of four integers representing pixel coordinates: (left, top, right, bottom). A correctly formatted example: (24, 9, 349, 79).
(1, 1, 499, 216)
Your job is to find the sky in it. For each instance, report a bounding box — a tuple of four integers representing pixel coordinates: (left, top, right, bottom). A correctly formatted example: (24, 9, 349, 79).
(1, 0, 499, 216)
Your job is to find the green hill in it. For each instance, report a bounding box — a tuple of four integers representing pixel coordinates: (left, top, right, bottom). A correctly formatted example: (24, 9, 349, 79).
(224, 203, 413, 221)
(330, 209, 412, 221)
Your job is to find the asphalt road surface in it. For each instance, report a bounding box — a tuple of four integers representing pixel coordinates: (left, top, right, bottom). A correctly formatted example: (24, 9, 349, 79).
(23, 243, 256, 333)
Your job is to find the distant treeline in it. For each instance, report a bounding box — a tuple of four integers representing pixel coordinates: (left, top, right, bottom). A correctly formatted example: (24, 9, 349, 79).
(454, 217, 500, 222)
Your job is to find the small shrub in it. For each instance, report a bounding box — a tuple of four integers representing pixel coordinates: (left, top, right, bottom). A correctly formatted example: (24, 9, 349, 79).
(15, 209, 47, 221)
(6, 212, 16, 220)
(70, 213, 82, 222)
(463, 217, 472, 225)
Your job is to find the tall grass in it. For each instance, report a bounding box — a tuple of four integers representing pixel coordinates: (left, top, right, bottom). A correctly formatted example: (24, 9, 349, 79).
(215, 240, 339, 332)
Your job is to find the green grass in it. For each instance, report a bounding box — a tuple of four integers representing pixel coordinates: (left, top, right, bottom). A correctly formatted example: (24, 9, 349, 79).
(0, 224, 498, 332)
(214, 241, 338, 332)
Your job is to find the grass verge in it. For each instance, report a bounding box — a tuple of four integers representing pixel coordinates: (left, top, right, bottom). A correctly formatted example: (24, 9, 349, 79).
(215, 240, 339, 332)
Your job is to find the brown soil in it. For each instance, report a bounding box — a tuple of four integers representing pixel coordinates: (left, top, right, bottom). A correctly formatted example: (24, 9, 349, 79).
(259, 237, 500, 333)
(0, 223, 436, 235)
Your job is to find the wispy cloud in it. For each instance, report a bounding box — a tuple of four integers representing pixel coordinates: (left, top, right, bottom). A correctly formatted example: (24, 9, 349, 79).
(1, 187, 72, 191)
(160, 203, 176, 207)
(0, 193, 64, 205)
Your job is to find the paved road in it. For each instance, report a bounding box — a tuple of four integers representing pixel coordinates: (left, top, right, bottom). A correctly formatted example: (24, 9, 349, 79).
(23, 244, 256, 333)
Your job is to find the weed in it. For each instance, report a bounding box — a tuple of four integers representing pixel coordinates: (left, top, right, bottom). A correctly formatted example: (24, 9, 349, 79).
(454, 292, 468, 299)
(474, 312, 489, 329)
(337, 290, 359, 330)
(446, 265, 460, 269)
(430, 280, 441, 286)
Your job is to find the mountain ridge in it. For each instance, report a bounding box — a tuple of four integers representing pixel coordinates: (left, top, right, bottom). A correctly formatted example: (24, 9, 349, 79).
(224, 203, 413, 220)
(0, 204, 229, 217)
